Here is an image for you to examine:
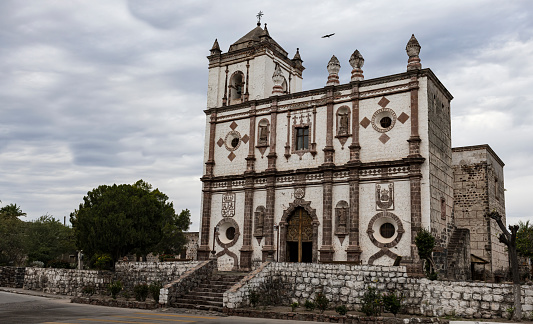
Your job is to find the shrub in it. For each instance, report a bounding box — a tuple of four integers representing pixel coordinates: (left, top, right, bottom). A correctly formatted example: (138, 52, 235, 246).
(383, 292, 402, 316)
(134, 283, 149, 302)
(81, 285, 96, 296)
(149, 282, 162, 303)
(304, 299, 316, 311)
(314, 292, 329, 314)
(335, 305, 348, 315)
(249, 290, 260, 307)
(290, 302, 299, 312)
(30, 261, 44, 268)
(94, 254, 113, 270)
(47, 259, 71, 269)
(361, 287, 382, 316)
(108, 281, 123, 299)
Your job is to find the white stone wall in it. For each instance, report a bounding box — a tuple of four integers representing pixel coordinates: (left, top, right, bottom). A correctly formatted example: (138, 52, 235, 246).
(358, 93, 411, 163)
(224, 262, 533, 320)
(359, 179, 412, 264)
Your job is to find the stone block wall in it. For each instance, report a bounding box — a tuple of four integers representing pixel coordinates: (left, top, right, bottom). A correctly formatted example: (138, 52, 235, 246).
(224, 262, 533, 320)
(0, 267, 25, 288)
(23, 268, 113, 296)
(160, 259, 217, 306)
(21, 261, 199, 296)
(114, 261, 198, 292)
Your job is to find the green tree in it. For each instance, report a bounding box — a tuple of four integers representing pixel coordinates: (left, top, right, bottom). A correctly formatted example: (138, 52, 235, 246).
(516, 220, 533, 277)
(70, 180, 188, 263)
(25, 215, 76, 265)
(0, 203, 27, 266)
(415, 228, 437, 279)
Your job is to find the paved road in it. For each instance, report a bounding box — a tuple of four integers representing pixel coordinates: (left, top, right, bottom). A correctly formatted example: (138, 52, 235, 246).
(0, 291, 308, 324)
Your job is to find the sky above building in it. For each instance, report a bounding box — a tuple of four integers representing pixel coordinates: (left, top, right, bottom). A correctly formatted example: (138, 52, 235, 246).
(1, 0, 532, 230)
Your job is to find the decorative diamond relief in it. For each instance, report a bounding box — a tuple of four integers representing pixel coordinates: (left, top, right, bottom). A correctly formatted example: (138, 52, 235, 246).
(228, 152, 236, 161)
(230, 121, 238, 130)
(360, 117, 371, 128)
(379, 133, 390, 144)
(378, 97, 390, 107)
(217, 138, 224, 147)
(398, 112, 410, 124)
(241, 134, 249, 144)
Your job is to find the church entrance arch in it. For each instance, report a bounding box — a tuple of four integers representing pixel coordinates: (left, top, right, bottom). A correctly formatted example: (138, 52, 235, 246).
(286, 208, 313, 262)
(279, 199, 319, 263)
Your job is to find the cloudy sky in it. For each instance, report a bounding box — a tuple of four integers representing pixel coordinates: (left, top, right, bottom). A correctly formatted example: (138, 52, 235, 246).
(1, 0, 532, 231)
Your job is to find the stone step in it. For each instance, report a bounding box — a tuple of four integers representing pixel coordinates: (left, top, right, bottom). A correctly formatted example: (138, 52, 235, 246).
(172, 302, 223, 312)
(188, 291, 224, 298)
(174, 297, 223, 307)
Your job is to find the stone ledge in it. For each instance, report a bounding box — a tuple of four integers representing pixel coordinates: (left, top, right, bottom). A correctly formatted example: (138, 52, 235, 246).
(71, 296, 160, 310)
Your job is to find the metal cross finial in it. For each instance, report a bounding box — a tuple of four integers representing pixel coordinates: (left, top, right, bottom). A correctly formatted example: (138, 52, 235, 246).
(257, 11, 264, 24)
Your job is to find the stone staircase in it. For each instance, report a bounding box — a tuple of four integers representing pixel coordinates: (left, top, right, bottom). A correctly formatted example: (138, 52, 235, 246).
(172, 271, 247, 312)
(446, 228, 471, 280)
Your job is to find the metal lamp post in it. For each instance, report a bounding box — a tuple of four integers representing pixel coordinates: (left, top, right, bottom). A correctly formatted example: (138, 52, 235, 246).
(211, 225, 220, 257)
(273, 224, 279, 261)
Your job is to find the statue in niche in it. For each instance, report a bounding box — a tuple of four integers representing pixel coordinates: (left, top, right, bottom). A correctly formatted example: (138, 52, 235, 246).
(254, 206, 265, 237)
(338, 112, 349, 135)
(335, 200, 349, 243)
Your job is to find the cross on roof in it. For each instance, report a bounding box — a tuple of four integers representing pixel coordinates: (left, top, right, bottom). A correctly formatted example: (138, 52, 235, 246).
(256, 11, 264, 25)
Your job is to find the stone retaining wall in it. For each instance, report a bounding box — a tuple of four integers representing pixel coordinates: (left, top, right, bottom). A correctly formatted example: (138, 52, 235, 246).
(224, 262, 533, 320)
(21, 261, 200, 296)
(160, 258, 217, 306)
(0, 267, 25, 288)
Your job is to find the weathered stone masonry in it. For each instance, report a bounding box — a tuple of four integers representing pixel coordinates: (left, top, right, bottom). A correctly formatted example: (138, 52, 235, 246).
(224, 262, 533, 320)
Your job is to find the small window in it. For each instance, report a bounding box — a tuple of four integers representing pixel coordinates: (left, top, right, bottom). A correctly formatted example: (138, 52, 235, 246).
(296, 127, 309, 150)
(380, 223, 395, 239)
(495, 178, 499, 200)
(441, 198, 446, 220)
(380, 117, 392, 128)
(226, 227, 236, 240)
(231, 137, 239, 148)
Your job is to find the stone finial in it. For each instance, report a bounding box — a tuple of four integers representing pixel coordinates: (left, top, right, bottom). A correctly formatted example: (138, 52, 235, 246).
(210, 39, 221, 55)
(406, 34, 422, 71)
(291, 48, 304, 72)
(326, 55, 341, 86)
(349, 49, 364, 81)
(272, 63, 284, 95)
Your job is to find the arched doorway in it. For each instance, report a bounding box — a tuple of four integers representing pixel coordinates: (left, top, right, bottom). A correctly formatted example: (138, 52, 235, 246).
(286, 207, 313, 263)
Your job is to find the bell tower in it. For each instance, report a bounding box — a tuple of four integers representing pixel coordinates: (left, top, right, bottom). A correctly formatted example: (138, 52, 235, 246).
(206, 19, 304, 108)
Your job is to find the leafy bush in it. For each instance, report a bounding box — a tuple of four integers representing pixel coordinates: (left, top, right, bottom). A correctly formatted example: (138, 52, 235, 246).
(314, 292, 329, 314)
(134, 283, 149, 302)
(149, 282, 162, 303)
(31, 261, 44, 268)
(361, 287, 382, 316)
(108, 281, 123, 299)
(81, 285, 96, 296)
(94, 254, 113, 270)
(249, 290, 260, 307)
(290, 302, 299, 312)
(47, 259, 71, 269)
(335, 305, 348, 315)
(383, 292, 402, 316)
(304, 299, 316, 311)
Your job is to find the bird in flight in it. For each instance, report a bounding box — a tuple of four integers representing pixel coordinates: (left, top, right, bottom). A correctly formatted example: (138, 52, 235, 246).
(322, 33, 335, 38)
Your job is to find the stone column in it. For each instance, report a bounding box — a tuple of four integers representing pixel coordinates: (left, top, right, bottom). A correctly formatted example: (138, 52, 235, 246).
(346, 82, 362, 262)
(198, 111, 217, 260)
(262, 174, 276, 260)
(319, 170, 334, 262)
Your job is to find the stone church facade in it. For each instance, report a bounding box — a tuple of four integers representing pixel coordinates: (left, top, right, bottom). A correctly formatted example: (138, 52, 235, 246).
(197, 23, 507, 279)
